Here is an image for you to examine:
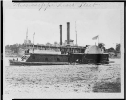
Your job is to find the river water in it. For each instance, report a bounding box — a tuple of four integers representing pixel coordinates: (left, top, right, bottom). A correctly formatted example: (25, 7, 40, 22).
(3, 57, 121, 99)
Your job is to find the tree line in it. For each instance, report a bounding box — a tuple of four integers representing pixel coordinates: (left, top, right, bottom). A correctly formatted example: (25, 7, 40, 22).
(5, 43, 121, 54)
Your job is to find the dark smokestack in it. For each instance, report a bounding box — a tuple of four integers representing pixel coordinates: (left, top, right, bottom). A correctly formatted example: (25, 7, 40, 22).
(67, 22, 70, 45)
(60, 25, 62, 45)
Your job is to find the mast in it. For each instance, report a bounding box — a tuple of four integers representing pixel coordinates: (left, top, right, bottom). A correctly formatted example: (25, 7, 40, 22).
(75, 21, 77, 46)
(33, 32, 35, 53)
(26, 28, 28, 49)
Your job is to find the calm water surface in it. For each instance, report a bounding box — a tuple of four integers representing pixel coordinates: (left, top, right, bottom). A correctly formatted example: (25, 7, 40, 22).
(4, 57, 121, 99)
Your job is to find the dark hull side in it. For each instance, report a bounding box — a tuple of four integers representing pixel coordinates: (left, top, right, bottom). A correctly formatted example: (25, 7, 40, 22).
(70, 53, 109, 64)
(9, 53, 109, 65)
(9, 60, 70, 66)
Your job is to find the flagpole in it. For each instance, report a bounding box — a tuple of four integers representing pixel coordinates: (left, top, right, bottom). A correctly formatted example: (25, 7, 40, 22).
(75, 21, 77, 46)
(26, 28, 28, 50)
(98, 35, 99, 46)
(33, 32, 35, 53)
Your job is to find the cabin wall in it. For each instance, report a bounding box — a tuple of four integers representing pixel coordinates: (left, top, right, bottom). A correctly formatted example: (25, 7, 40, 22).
(26, 54, 68, 62)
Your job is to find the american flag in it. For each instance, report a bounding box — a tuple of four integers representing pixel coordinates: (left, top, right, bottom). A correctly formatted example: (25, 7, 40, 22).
(92, 35, 98, 40)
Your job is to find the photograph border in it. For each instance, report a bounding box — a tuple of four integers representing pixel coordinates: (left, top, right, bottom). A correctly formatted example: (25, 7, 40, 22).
(1, 0, 125, 99)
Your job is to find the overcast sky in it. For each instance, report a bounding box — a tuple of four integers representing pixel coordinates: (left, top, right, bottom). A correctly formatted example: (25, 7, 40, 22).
(4, 2, 124, 49)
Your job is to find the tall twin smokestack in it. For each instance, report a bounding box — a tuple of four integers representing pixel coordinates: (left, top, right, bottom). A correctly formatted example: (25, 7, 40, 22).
(60, 25, 62, 45)
(60, 22, 70, 46)
(67, 22, 70, 45)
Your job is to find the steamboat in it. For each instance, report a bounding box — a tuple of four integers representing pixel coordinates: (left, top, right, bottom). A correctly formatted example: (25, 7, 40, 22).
(9, 22, 109, 65)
